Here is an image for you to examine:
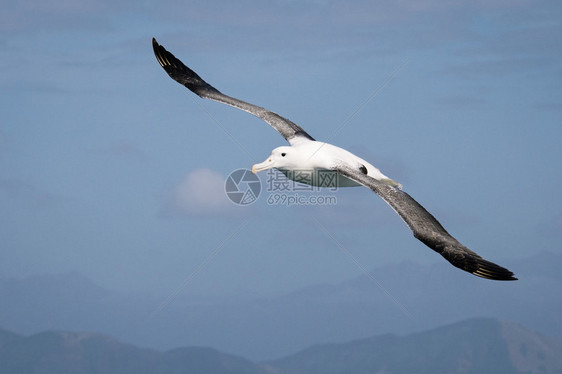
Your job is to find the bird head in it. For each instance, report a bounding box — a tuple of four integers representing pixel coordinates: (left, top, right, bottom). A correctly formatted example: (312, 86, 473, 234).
(251, 146, 293, 174)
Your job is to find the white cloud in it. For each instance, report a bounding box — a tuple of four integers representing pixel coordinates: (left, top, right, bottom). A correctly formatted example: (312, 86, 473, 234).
(167, 168, 234, 217)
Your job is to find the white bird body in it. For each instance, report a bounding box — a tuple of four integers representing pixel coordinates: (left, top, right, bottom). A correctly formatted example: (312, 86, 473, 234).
(252, 141, 401, 188)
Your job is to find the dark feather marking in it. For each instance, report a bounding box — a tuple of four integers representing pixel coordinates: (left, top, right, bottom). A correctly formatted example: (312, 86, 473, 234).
(359, 164, 368, 175)
(335, 165, 517, 281)
(152, 38, 314, 144)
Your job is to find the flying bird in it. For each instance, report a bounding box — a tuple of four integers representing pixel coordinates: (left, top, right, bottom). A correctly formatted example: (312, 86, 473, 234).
(152, 38, 517, 281)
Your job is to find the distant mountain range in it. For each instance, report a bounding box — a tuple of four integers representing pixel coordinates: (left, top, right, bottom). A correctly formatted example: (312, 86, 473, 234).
(269, 318, 562, 374)
(0, 327, 267, 374)
(1, 318, 561, 374)
(0, 251, 560, 360)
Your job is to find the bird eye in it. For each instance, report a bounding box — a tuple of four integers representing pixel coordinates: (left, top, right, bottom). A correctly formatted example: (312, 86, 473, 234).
(281, 153, 286, 157)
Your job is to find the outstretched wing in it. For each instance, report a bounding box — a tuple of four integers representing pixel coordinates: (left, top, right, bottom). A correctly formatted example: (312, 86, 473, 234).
(335, 165, 517, 281)
(152, 38, 314, 145)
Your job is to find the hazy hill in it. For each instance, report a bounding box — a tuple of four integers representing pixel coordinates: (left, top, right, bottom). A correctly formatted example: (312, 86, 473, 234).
(0, 328, 20, 349)
(0, 252, 560, 360)
(268, 318, 562, 374)
(1, 319, 561, 374)
(0, 328, 270, 374)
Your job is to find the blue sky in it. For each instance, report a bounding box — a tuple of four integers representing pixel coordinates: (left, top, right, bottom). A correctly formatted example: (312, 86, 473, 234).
(1, 0, 561, 297)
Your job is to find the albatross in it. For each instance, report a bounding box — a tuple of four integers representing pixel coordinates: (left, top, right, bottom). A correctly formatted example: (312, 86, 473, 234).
(152, 38, 517, 281)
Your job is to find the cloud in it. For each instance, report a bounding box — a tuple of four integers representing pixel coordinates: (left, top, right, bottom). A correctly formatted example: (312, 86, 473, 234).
(143, 0, 554, 70)
(0, 1, 112, 34)
(164, 168, 236, 218)
(0, 179, 63, 209)
(88, 140, 147, 162)
(2, 0, 553, 69)
(107, 140, 147, 159)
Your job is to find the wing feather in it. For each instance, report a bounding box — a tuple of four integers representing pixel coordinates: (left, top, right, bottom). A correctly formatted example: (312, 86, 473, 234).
(152, 38, 314, 145)
(335, 165, 517, 281)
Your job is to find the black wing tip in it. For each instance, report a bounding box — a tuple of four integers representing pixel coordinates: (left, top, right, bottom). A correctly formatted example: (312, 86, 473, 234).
(151, 37, 169, 68)
(152, 38, 161, 57)
(472, 259, 517, 281)
(152, 37, 160, 53)
(152, 38, 166, 59)
(151, 37, 180, 69)
(474, 273, 518, 281)
(151, 38, 221, 98)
